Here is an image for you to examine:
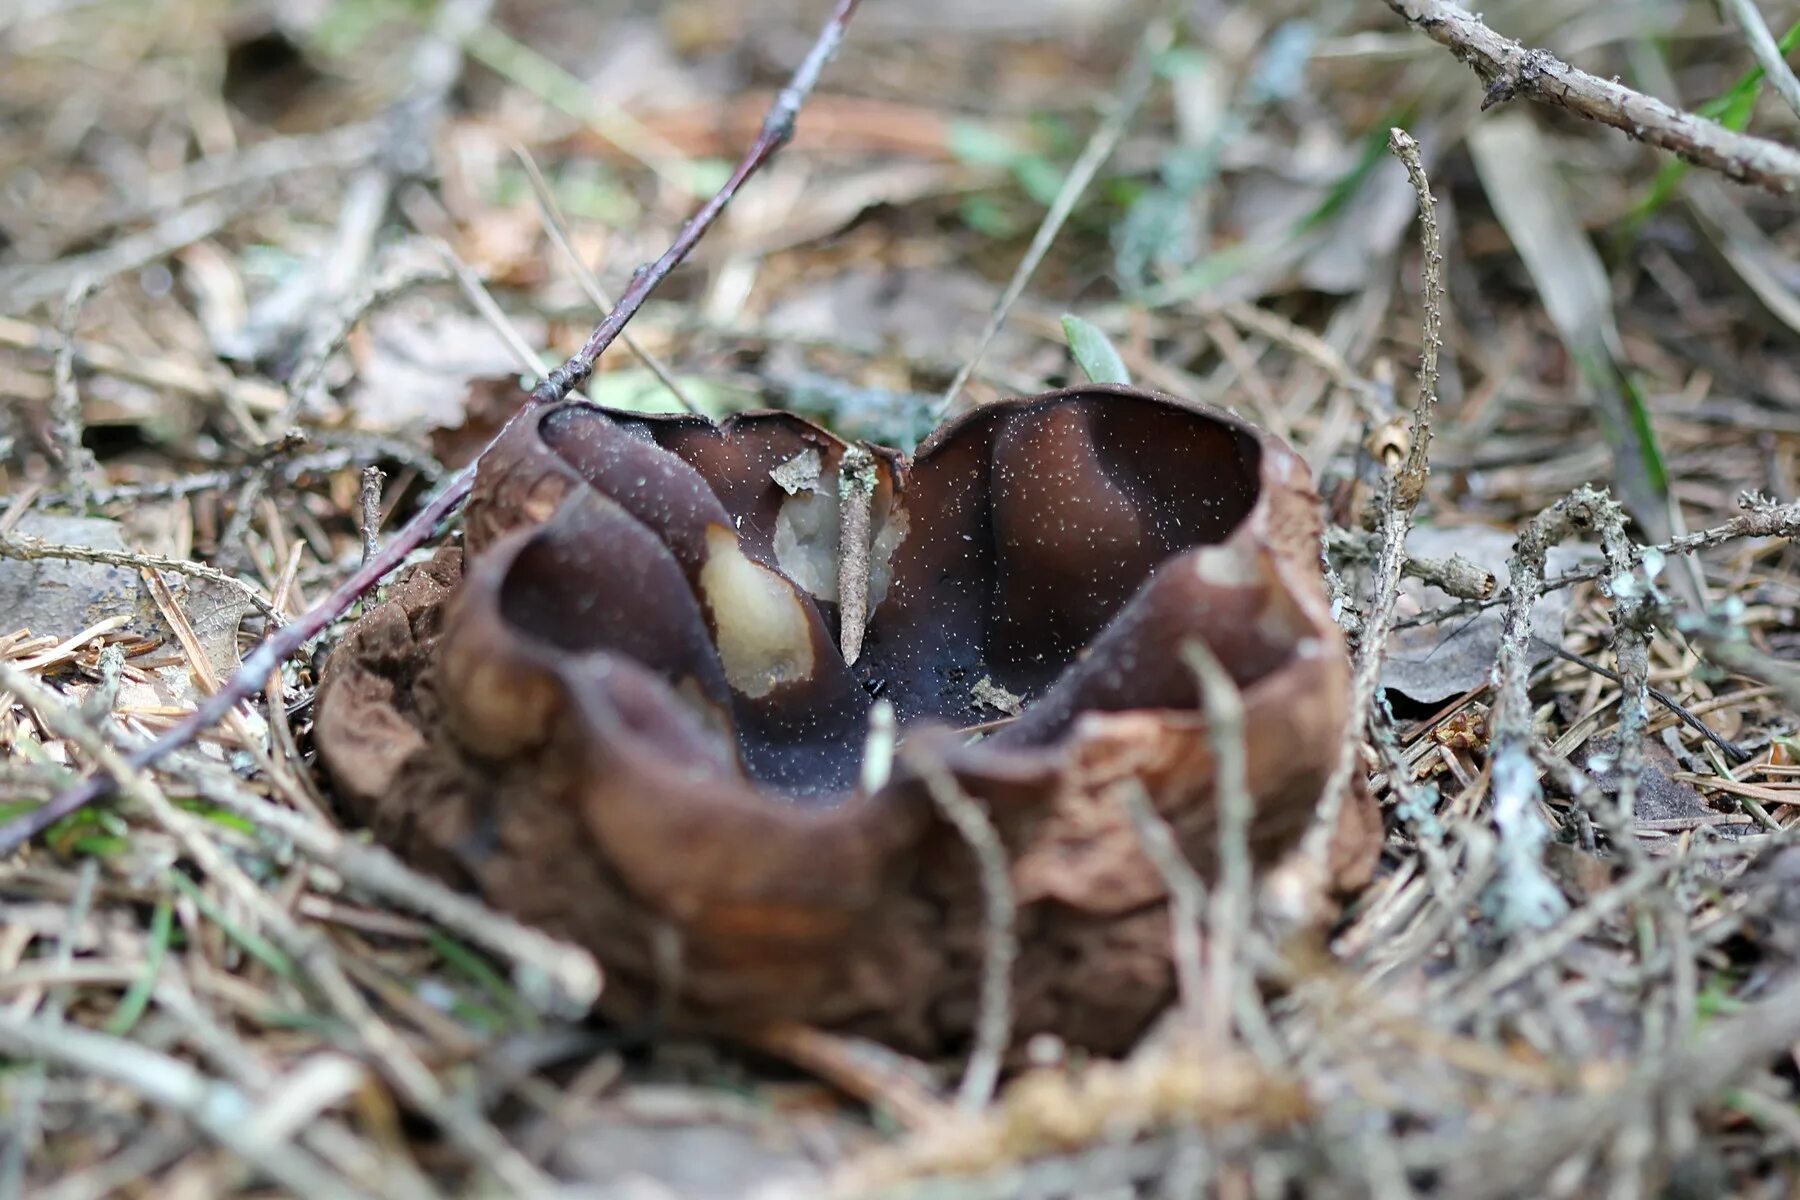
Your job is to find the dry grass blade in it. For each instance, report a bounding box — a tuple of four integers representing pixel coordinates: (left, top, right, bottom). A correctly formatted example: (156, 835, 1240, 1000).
(936, 3, 1176, 416)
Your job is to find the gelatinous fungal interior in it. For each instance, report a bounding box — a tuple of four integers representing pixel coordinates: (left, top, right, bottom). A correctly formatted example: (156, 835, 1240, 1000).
(465, 388, 1268, 802)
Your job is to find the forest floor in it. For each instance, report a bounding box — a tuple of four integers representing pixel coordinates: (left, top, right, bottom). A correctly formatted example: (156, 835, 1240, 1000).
(2, 0, 1800, 1196)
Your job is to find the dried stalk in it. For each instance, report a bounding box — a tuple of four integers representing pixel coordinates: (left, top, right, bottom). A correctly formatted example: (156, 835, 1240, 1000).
(0, 533, 285, 624)
(1302, 128, 1443, 867)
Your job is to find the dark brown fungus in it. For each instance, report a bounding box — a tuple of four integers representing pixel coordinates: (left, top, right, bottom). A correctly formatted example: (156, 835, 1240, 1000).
(315, 385, 1376, 1054)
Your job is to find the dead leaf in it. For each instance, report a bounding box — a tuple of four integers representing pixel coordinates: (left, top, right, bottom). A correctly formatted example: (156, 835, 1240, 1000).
(1382, 525, 1591, 706)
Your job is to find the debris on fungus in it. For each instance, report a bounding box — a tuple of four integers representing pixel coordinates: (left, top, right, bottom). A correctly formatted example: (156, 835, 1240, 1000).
(315, 385, 1375, 1054)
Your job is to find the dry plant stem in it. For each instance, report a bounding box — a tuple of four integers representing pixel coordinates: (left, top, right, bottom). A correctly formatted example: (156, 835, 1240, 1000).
(510, 146, 699, 414)
(1302, 128, 1442, 867)
(1719, 0, 1800, 120)
(0, 663, 555, 1194)
(936, 5, 1175, 416)
(837, 445, 877, 664)
(1385, 0, 1800, 195)
(0, 0, 865, 855)
(1488, 489, 1624, 932)
(0, 533, 285, 624)
(1582, 494, 1653, 853)
(1325, 526, 1495, 600)
(913, 753, 1016, 1114)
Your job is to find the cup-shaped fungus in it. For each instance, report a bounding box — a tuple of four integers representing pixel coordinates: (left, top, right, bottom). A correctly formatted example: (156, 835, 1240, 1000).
(316, 385, 1373, 1053)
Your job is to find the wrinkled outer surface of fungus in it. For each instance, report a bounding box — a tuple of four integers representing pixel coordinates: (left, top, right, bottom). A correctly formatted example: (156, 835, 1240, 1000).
(317, 385, 1375, 1053)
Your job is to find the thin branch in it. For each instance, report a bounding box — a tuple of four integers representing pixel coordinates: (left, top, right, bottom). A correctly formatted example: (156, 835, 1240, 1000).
(1121, 782, 1208, 1027)
(358, 467, 385, 566)
(935, 5, 1175, 417)
(1183, 640, 1254, 1055)
(1385, 0, 1800, 195)
(1719, 0, 1800, 121)
(1302, 128, 1444, 867)
(0, 0, 865, 855)
(48, 277, 98, 501)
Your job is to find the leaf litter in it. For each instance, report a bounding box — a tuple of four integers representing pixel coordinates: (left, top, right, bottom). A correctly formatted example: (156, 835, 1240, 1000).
(0, 0, 1798, 1196)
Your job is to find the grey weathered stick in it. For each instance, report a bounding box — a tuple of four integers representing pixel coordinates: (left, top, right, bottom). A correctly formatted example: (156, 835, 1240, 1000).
(1385, 0, 1800, 195)
(1302, 128, 1443, 867)
(48, 277, 98, 500)
(1485, 489, 1630, 932)
(358, 466, 385, 565)
(0, 0, 865, 855)
(1122, 781, 1208, 1026)
(836, 445, 878, 665)
(1183, 640, 1253, 1053)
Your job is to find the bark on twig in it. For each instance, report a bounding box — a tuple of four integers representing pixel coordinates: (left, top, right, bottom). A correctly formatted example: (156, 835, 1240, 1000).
(1385, 0, 1800, 195)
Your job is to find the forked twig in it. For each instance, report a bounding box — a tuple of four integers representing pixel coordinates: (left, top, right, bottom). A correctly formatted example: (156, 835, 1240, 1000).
(0, 0, 864, 855)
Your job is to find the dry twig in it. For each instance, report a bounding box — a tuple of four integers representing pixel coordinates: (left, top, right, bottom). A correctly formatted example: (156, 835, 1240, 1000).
(1384, 0, 1800, 195)
(1303, 128, 1444, 867)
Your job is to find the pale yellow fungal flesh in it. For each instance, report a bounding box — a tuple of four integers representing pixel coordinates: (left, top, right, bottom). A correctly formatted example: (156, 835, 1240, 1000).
(698, 525, 815, 697)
